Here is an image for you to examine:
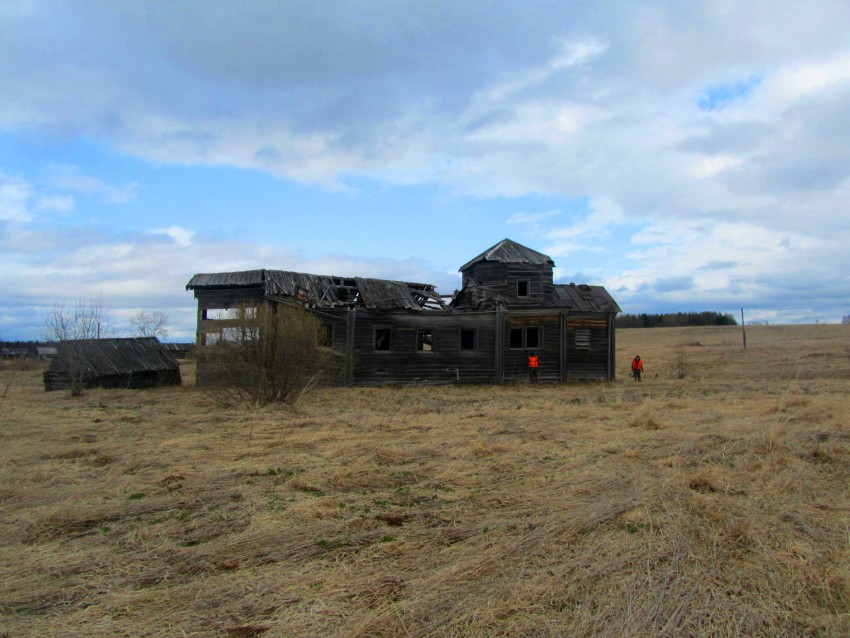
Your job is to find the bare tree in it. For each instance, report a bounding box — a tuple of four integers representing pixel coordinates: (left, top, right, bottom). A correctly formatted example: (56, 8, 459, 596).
(43, 296, 114, 341)
(129, 311, 168, 338)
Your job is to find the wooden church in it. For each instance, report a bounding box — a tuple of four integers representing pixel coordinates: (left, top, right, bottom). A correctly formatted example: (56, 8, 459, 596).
(186, 239, 621, 385)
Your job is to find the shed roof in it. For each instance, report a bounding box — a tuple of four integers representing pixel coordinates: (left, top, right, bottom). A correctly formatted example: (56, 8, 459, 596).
(553, 284, 622, 313)
(459, 239, 554, 272)
(49, 337, 180, 378)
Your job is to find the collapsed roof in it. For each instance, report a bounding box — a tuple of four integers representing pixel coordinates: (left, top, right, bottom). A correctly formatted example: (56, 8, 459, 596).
(186, 269, 446, 311)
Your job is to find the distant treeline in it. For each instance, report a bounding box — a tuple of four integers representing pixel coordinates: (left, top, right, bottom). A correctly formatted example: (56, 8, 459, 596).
(616, 312, 738, 329)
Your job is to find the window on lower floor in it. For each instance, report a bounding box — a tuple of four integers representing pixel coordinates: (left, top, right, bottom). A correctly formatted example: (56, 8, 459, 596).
(509, 326, 542, 349)
(509, 328, 523, 348)
(459, 328, 476, 350)
(374, 327, 392, 351)
(416, 329, 433, 351)
(575, 328, 591, 350)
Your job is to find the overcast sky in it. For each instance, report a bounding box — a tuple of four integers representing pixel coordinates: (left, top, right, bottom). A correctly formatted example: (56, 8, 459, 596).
(2, 1, 850, 340)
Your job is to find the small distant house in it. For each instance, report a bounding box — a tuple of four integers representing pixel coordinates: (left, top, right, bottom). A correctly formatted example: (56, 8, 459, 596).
(43, 337, 182, 392)
(186, 239, 620, 386)
(1, 346, 29, 359)
(36, 346, 58, 360)
(161, 342, 195, 359)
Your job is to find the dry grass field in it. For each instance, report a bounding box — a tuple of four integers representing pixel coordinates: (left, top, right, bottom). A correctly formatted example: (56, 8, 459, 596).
(1, 325, 849, 637)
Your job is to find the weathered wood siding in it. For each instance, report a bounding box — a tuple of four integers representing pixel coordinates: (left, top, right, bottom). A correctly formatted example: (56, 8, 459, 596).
(350, 310, 498, 385)
(462, 262, 554, 306)
(565, 314, 612, 380)
(503, 313, 562, 381)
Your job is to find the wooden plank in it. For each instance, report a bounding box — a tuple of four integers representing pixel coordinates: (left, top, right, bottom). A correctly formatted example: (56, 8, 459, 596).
(495, 309, 504, 385)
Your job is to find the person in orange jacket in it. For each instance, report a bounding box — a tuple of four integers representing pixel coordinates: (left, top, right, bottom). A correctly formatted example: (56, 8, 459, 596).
(631, 355, 643, 381)
(528, 353, 539, 384)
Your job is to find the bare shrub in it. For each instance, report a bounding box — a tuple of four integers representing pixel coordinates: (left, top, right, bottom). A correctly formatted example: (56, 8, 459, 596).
(201, 303, 338, 407)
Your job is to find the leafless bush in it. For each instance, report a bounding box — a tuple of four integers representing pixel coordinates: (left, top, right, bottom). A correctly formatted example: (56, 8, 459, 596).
(201, 303, 340, 407)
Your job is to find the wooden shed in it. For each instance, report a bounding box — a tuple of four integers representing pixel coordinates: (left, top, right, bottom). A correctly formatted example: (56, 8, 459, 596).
(43, 337, 182, 392)
(186, 239, 620, 386)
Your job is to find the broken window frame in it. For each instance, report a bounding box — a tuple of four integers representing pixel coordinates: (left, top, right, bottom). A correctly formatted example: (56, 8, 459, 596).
(374, 327, 393, 352)
(416, 328, 434, 352)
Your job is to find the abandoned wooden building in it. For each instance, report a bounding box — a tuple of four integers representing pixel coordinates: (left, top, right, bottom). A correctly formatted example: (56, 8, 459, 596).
(43, 337, 182, 392)
(186, 239, 621, 386)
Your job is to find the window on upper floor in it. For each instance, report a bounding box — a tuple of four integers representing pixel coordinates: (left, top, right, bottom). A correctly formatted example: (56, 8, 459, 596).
(517, 280, 530, 297)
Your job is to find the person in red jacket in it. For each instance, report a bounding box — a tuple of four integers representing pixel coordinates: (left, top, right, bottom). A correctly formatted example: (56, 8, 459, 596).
(631, 355, 643, 381)
(528, 354, 539, 384)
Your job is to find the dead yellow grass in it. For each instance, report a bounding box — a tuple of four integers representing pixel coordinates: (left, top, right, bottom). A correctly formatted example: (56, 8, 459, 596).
(1, 325, 849, 637)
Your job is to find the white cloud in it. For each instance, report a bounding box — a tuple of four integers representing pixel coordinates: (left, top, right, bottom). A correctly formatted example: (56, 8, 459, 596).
(764, 52, 850, 105)
(34, 193, 75, 213)
(153, 226, 194, 247)
(45, 165, 139, 203)
(506, 209, 562, 225)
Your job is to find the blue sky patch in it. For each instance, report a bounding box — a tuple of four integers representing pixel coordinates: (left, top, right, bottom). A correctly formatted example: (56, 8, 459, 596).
(698, 76, 762, 111)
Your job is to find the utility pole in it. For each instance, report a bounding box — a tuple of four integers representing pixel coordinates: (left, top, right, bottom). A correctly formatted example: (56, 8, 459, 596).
(741, 307, 747, 351)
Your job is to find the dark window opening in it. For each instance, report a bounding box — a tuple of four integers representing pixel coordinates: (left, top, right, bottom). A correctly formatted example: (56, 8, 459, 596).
(460, 329, 476, 350)
(510, 326, 542, 349)
(509, 328, 524, 349)
(417, 329, 433, 351)
(374, 328, 392, 351)
(517, 280, 530, 297)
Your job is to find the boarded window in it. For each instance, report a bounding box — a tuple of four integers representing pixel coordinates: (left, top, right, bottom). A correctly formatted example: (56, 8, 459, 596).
(517, 280, 530, 297)
(374, 328, 392, 351)
(460, 329, 476, 350)
(417, 329, 433, 351)
(575, 328, 591, 350)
